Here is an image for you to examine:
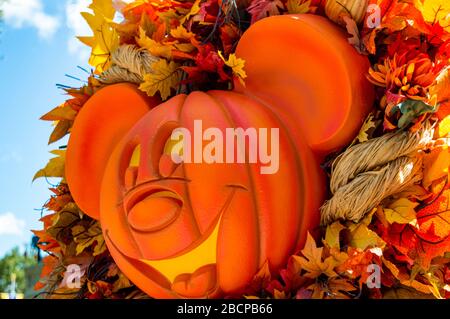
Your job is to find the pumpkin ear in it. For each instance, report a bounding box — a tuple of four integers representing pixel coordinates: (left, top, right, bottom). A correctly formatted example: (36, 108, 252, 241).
(65, 83, 159, 220)
(235, 14, 374, 157)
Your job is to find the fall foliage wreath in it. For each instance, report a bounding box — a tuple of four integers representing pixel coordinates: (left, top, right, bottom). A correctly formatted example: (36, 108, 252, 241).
(33, 0, 450, 299)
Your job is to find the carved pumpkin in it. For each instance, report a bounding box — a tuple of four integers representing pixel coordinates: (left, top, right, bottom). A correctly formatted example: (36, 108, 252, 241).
(66, 15, 374, 298)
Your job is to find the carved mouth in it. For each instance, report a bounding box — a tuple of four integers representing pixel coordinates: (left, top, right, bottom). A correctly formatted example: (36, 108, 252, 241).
(105, 185, 241, 297)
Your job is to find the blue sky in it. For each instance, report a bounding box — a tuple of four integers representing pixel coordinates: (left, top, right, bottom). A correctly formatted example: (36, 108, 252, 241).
(0, 0, 92, 257)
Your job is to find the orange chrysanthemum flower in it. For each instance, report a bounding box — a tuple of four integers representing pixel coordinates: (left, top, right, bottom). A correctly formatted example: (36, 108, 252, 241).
(368, 53, 437, 100)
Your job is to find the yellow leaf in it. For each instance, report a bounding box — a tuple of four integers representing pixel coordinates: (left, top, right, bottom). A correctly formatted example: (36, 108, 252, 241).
(48, 120, 72, 145)
(113, 273, 133, 292)
(324, 221, 345, 249)
(139, 59, 181, 100)
(348, 223, 385, 250)
(136, 27, 172, 58)
(384, 198, 418, 225)
(423, 144, 450, 189)
(170, 25, 195, 40)
(293, 233, 338, 279)
(181, 0, 201, 24)
(218, 51, 247, 86)
(79, 6, 119, 74)
(415, 0, 450, 30)
(286, 0, 311, 14)
(356, 113, 376, 143)
(89, 0, 116, 19)
(72, 222, 105, 256)
(33, 150, 66, 181)
(429, 67, 450, 104)
(40, 104, 77, 121)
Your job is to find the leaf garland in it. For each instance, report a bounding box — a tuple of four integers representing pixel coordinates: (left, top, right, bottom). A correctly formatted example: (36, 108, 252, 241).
(34, 0, 450, 299)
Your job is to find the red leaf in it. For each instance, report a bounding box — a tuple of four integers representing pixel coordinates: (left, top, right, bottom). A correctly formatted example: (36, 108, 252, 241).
(248, 0, 284, 24)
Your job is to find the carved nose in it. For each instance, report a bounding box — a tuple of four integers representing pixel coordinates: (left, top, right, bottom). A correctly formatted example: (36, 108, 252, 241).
(127, 191, 181, 232)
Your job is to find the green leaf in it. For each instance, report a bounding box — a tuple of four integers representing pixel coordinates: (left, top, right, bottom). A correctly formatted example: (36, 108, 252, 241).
(392, 100, 436, 129)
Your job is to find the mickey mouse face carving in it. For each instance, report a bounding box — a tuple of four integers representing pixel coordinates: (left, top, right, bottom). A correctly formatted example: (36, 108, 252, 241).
(66, 15, 374, 298)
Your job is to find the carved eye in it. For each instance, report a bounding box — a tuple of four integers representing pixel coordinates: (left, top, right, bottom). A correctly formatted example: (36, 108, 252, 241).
(124, 144, 141, 191)
(158, 127, 185, 178)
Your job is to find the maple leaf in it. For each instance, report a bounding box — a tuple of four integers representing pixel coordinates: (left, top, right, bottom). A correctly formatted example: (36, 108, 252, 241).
(324, 221, 345, 249)
(72, 222, 106, 256)
(422, 144, 450, 189)
(78, 0, 119, 74)
(343, 16, 365, 54)
(355, 113, 376, 143)
(430, 67, 450, 107)
(415, 0, 450, 31)
(139, 59, 182, 100)
(218, 51, 247, 86)
(347, 209, 386, 250)
(33, 150, 66, 181)
(286, 0, 311, 14)
(41, 104, 78, 122)
(293, 233, 338, 279)
(136, 27, 173, 59)
(384, 198, 419, 225)
(336, 248, 382, 287)
(307, 277, 357, 299)
(248, 0, 284, 24)
(112, 273, 133, 292)
(385, 189, 450, 269)
(170, 25, 195, 40)
(181, 0, 201, 24)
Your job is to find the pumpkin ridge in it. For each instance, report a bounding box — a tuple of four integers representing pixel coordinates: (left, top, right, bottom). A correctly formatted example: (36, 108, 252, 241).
(206, 91, 263, 267)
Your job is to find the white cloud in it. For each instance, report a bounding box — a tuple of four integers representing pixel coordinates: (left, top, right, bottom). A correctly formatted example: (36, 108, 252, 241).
(0, 213, 26, 236)
(65, 0, 92, 62)
(0, 151, 23, 163)
(1, 0, 60, 39)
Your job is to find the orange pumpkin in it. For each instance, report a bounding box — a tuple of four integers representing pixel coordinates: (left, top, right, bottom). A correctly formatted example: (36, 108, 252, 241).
(66, 15, 374, 298)
(66, 83, 160, 219)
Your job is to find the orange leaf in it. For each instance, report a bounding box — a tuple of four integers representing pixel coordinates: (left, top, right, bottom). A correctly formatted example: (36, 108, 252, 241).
(422, 144, 450, 189)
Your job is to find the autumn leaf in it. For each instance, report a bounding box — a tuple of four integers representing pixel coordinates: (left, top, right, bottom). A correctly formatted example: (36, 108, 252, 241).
(385, 189, 450, 269)
(248, 0, 284, 24)
(343, 16, 364, 54)
(113, 273, 133, 292)
(384, 198, 419, 225)
(136, 27, 173, 59)
(422, 144, 450, 189)
(415, 0, 450, 31)
(72, 222, 106, 256)
(355, 113, 376, 143)
(48, 120, 72, 145)
(170, 25, 195, 40)
(180, 0, 201, 24)
(139, 59, 182, 100)
(46, 203, 82, 243)
(324, 221, 345, 249)
(307, 277, 356, 299)
(33, 150, 66, 181)
(349, 223, 385, 250)
(347, 209, 386, 250)
(286, 0, 311, 14)
(293, 233, 338, 279)
(245, 260, 272, 296)
(429, 66, 450, 105)
(40, 104, 77, 121)
(78, 0, 119, 73)
(218, 51, 247, 86)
